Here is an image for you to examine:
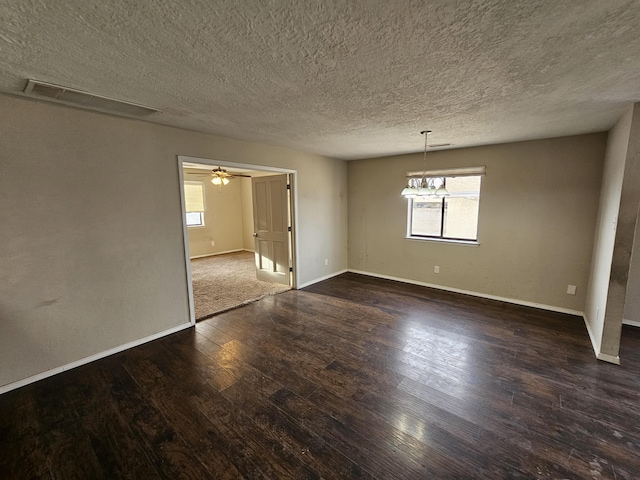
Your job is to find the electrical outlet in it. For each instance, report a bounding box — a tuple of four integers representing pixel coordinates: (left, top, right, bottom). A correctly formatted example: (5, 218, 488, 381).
(211, 241, 215, 246)
(567, 285, 576, 295)
(324, 258, 329, 266)
(434, 266, 440, 274)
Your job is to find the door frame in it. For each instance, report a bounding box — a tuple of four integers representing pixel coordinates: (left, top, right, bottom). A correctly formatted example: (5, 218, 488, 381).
(177, 155, 298, 325)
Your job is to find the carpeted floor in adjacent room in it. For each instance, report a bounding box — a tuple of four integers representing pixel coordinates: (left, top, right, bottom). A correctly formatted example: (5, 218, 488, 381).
(190, 250, 290, 320)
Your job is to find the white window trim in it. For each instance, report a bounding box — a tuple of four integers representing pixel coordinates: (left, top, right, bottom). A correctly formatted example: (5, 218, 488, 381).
(404, 235, 480, 246)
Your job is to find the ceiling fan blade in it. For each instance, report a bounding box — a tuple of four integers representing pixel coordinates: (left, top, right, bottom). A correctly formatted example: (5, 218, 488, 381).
(185, 168, 253, 180)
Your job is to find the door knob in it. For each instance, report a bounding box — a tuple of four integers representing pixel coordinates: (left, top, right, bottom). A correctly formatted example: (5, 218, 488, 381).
(253, 233, 258, 237)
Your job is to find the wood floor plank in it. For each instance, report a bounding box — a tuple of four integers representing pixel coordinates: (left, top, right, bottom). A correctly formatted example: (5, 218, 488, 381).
(269, 386, 432, 479)
(2, 272, 640, 479)
(220, 379, 376, 479)
(391, 376, 635, 477)
(148, 341, 321, 479)
(119, 342, 263, 479)
(74, 357, 217, 479)
(307, 385, 519, 478)
(0, 389, 56, 479)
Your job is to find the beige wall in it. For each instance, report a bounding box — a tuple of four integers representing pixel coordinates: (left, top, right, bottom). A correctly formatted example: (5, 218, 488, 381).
(584, 108, 633, 357)
(183, 168, 244, 257)
(612, 103, 640, 341)
(241, 177, 255, 251)
(624, 218, 640, 324)
(0, 93, 347, 389)
(585, 102, 640, 359)
(349, 134, 605, 312)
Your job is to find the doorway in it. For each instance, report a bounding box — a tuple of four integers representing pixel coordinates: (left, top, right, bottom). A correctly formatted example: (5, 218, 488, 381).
(178, 156, 298, 324)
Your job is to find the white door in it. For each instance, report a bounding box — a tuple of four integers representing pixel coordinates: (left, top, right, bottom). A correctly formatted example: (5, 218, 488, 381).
(252, 174, 291, 285)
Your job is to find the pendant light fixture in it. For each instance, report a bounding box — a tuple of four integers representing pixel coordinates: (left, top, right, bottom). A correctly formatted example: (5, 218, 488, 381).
(401, 130, 449, 198)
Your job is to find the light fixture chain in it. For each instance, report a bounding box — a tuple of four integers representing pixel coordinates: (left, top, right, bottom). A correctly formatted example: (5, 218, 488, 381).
(421, 129, 430, 188)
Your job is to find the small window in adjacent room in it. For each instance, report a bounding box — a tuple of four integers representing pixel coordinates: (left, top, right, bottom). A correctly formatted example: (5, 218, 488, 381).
(184, 181, 205, 227)
(407, 170, 483, 242)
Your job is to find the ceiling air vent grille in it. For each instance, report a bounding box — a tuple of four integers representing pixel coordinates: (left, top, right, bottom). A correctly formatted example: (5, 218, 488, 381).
(23, 79, 159, 117)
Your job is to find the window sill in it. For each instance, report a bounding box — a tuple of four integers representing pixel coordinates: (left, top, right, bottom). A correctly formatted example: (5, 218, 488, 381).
(405, 236, 480, 246)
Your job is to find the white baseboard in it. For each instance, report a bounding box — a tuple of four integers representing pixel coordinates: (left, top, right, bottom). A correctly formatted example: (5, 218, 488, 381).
(347, 269, 622, 364)
(623, 319, 640, 328)
(596, 351, 621, 364)
(0, 322, 193, 395)
(298, 269, 348, 289)
(347, 269, 583, 317)
(582, 314, 621, 365)
(190, 248, 245, 260)
(583, 314, 601, 358)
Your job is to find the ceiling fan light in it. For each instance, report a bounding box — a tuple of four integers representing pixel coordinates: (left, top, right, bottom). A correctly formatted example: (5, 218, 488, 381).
(222, 177, 229, 185)
(212, 176, 222, 185)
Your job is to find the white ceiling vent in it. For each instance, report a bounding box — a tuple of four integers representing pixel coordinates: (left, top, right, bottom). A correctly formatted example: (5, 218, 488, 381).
(23, 79, 159, 117)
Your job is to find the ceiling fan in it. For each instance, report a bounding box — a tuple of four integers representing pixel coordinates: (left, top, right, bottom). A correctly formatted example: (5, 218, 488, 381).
(191, 167, 251, 185)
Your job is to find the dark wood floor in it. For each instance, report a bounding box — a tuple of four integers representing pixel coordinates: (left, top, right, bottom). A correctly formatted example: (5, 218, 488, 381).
(2, 273, 640, 479)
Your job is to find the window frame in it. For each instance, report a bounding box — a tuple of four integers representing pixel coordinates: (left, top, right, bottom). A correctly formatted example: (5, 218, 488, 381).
(185, 211, 205, 228)
(405, 174, 482, 244)
(184, 180, 206, 228)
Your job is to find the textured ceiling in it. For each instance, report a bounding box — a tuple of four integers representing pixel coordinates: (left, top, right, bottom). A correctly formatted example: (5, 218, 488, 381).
(1, 0, 640, 159)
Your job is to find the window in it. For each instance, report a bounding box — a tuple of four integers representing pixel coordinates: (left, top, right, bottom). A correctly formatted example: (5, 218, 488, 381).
(185, 211, 204, 227)
(408, 174, 482, 242)
(184, 181, 205, 227)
